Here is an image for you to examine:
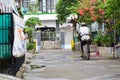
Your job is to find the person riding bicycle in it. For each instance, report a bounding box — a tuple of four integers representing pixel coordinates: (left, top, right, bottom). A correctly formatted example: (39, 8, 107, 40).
(78, 22, 90, 57)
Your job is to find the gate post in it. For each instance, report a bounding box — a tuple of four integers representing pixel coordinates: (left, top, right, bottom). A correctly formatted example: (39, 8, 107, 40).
(61, 31, 65, 49)
(36, 31, 41, 52)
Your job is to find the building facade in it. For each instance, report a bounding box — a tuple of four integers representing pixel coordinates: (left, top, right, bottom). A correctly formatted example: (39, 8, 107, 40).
(22, 0, 59, 28)
(21, 0, 73, 50)
(22, 0, 58, 13)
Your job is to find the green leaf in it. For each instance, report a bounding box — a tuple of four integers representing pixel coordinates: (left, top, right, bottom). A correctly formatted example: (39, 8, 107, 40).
(25, 17, 42, 28)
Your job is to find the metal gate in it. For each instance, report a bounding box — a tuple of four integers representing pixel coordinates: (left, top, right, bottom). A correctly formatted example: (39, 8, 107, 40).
(0, 13, 13, 74)
(41, 31, 61, 49)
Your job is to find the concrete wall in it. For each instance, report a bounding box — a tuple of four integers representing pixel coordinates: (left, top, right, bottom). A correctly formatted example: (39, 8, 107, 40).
(115, 45, 120, 59)
(24, 14, 57, 28)
(99, 47, 114, 58)
(64, 29, 73, 49)
(74, 45, 120, 59)
(24, 14, 71, 28)
(41, 20, 56, 27)
(41, 41, 61, 49)
(24, 14, 58, 21)
(60, 25, 73, 50)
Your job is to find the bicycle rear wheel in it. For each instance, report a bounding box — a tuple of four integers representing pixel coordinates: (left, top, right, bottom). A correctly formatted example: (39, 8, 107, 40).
(83, 43, 90, 60)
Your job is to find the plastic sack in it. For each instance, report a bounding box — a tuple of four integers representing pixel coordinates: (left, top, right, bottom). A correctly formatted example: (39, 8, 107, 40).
(12, 27, 25, 57)
(12, 13, 25, 57)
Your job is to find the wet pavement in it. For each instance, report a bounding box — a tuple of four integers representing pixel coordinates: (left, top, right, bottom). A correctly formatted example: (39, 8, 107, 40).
(21, 50, 120, 80)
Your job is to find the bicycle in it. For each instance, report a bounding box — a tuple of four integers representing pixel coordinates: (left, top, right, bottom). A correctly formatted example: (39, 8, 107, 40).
(82, 40, 90, 60)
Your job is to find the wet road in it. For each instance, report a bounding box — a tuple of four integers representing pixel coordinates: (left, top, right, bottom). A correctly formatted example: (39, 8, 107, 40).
(22, 50, 120, 80)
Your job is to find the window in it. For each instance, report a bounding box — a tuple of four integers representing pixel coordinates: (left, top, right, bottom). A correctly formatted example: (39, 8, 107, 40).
(22, 0, 32, 10)
(22, 0, 58, 13)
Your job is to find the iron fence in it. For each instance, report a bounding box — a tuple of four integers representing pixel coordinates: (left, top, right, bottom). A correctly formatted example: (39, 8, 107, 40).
(0, 13, 13, 74)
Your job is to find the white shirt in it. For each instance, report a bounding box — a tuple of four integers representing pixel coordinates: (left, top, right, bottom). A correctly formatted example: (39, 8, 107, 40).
(79, 26, 90, 40)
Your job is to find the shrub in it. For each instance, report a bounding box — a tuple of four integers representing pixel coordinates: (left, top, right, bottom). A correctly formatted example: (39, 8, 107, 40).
(27, 41, 36, 50)
(93, 34, 102, 46)
(101, 35, 114, 47)
(94, 34, 114, 47)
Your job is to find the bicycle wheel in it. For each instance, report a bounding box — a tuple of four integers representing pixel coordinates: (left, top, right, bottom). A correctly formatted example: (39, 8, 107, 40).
(83, 43, 90, 60)
(86, 43, 90, 60)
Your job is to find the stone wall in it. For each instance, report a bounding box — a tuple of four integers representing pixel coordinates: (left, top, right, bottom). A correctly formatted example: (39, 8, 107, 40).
(41, 41, 61, 49)
(74, 42, 120, 59)
(74, 42, 98, 52)
(95, 46, 120, 59)
(115, 45, 120, 59)
(98, 47, 114, 58)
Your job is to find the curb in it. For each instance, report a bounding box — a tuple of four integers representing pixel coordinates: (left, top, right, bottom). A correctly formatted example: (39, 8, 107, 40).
(0, 74, 21, 80)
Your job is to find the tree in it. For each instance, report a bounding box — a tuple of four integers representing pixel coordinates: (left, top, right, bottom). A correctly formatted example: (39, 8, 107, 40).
(28, 0, 40, 14)
(25, 17, 41, 28)
(103, 0, 120, 45)
(56, 0, 79, 24)
(104, 0, 120, 33)
(56, 0, 105, 24)
(93, 0, 120, 46)
(25, 17, 41, 43)
(78, 0, 105, 24)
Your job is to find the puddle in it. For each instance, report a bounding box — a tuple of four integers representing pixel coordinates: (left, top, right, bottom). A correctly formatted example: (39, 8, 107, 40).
(30, 65, 46, 69)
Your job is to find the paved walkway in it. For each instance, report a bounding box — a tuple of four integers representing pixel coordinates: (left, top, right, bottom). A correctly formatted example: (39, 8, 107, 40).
(1, 49, 120, 80)
(19, 49, 120, 80)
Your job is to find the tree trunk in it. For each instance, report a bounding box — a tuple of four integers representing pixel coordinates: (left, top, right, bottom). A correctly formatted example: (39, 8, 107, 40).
(18, 0, 22, 8)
